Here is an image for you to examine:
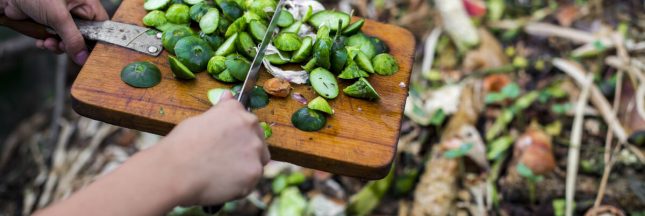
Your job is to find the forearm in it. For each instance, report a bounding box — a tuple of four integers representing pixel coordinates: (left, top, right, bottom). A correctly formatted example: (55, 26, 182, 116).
(35, 144, 189, 216)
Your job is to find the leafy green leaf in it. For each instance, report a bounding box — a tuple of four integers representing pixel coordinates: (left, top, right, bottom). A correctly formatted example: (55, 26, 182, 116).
(501, 83, 521, 99)
(516, 162, 535, 178)
(487, 136, 514, 160)
(551, 103, 572, 114)
(514, 91, 539, 109)
(430, 109, 446, 126)
(485, 92, 507, 104)
(443, 143, 473, 159)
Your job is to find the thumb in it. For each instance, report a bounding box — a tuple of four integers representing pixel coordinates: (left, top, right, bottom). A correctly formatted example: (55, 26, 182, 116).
(220, 91, 234, 101)
(49, 11, 88, 65)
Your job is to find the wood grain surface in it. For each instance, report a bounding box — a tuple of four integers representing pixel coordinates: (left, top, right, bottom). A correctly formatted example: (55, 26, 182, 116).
(71, 0, 415, 179)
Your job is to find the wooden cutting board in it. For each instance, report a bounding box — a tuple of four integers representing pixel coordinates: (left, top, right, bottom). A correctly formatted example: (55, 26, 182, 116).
(71, 0, 415, 179)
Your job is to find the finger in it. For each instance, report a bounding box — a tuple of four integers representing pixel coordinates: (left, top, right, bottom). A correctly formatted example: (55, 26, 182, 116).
(255, 124, 265, 140)
(220, 91, 234, 101)
(259, 141, 270, 165)
(87, 0, 109, 21)
(3, 0, 28, 20)
(48, 10, 88, 64)
(44, 38, 63, 53)
(35, 40, 45, 49)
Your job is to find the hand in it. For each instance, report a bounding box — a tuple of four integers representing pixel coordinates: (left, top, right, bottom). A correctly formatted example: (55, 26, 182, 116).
(1, 0, 109, 64)
(159, 92, 270, 206)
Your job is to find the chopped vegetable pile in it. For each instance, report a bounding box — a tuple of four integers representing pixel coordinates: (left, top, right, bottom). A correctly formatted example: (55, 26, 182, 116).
(134, 0, 401, 132)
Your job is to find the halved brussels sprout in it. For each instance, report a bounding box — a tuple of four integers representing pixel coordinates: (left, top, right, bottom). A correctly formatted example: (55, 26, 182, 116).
(225, 54, 251, 81)
(231, 85, 270, 109)
(218, 0, 243, 20)
(265, 53, 290, 65)
(199, 8, 220, 34)
(165, 4, 190, 24)
(338, 59, 369, 80)
(346, 33, 377, 59)
(207, 56, 227, 75)
(273, 32, 302, 52)
(248, 0, 277, 18)
(307, 10, 350, 31)
(143, 10, 167, 28)
(343, 77, 380, 100)
(174, 36, 214, 72)
(215, 33, 238, 56)
(236, 32, 257, 58)
(169, 56, 196, 80)
(225, 17, 247, 37)
(355, 51, 374, 73)
(302, 58, 317, 72)
(243, 11, 263, 22)
(372, 53, 399, 76)
(281, 21, 302, 34)
(162, 26, 193, 54)
(276, 10, 294, 28)
(213, 69, 238, 83)
(120, 62, 162, 88)
(308, 96, 333, 115)
(144, 0, 171, 11)
(189, 3, 210, 22)
(291, 36, 313, 63)
(200, 32, 224, 50)
(291, 107, 327, 132)
(249, 20, 268, 42)
(310, 68, 339, 99)
(342, 19, 365, 36)
(183, 0, 203, 5)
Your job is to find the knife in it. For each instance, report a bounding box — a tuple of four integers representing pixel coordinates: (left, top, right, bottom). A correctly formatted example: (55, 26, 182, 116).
(236, 0, 285, 108)
(0, 16, 163, 56)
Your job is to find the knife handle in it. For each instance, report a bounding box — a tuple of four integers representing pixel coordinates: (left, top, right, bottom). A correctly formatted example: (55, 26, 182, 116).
(0, 16, 58, 40)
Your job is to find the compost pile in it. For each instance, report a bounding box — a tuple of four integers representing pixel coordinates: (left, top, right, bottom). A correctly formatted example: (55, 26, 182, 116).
(1, 0, 645, 215)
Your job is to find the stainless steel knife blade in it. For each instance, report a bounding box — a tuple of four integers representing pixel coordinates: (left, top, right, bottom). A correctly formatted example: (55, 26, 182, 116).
(73, 20, 163, 56)
(237, 0, 286, 108)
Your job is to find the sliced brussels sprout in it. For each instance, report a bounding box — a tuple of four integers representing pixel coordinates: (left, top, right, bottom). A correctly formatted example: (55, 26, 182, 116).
(346, 33, 377, 59)
(372, 53, 399, 76)
(276, 10, 295, 28)
(236, 32, 257, 58)
(291, 107, 327, 132)
(218, 0, 243, 20)
(165, 4, 190, 24)
(199, 8, 220, 34)
(120, 62, 162, 88)
(225, 17, 247, 37)
(273, 32, 302, 52)
(343, 77, 380, 100)
(291, 36, 313, 63)
(161, 26, 193, 54)
(144, 0, 171, 11)
(213, 69, 238, 83)
(207, 56, 227, 75)
(302, 58, 317, 72)
(308, 96, 333, 115)
(265, 53, 290, 65)
(174, 36, 214, 72)
(189, 3, 210, 22)
(310, 68, 339, 99)
(281, 21, 302, 34)
(248, 0, 277, 18)
(225, 54, 251, 81)
(143, 10, 167, 28)
(342, 19, 364, 36)
(207, 88, 232, 105)
(200, 32, 224, 50)
(215, 33, 238, 56)
(169, 56, 196, 80)
(355, 51, 374, 73)
(249, 20, 268, 42)
(338, 60, 369, 80)
(307, 10, 350, 31)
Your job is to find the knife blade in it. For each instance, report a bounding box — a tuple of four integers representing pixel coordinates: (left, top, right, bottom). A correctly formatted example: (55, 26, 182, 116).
(0, 16, 163, 56)
(237, 0, 286, 108)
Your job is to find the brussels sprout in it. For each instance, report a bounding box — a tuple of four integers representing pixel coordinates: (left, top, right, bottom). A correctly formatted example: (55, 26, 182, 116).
(200, 32, 224, 50)
(310, 68, 339, 99)
(243, 11, 263, 22)
(208, 88, 232, 105)
(260, 122, 272, 138)
(199, 8, 220, 34)
(215, 33, 238, 56)
(231, 85, 269, 109)
(236, 32, 257, 58)
(225, 17, 247, 37)
(161, 26, 193, 54)
(343, 77, 380, 100)
(308, 10, 350, 31)
(276, 10, 294, 28)
(218, 0, 243, 20)
(372, 53, 399, 76)
(273, 32, 302, 52)
(291, 36, 313, 63)
(308, 96, 333, 115)
(291, 108, 327, 132)
(120, 62, 162, 88)
(342, 19, 364, 36)
(174, 36, 214, 72)
(165, 4, 190, 24)
(248, 0, 277, 18)
(249, 20, 267, 42)
(355, 51, 374, 73)
(213, 69, 238, 83)
(265, 53, 290, 65)
(314, 37, 332, 69)
(189, 3, 210, 22)
(183, 0, 202, 5)
(169, 56, 196, 79)
(346, 33, 377, 59)
(281, 21, 302, 34)
(216, 17, 231, 35)
(143, 10, 167, 27)
(369, 36, 389, 55)
(144, 0, 171, 11)
(330, 24, 348, 74)
(207, 56, 227, 76)
(225, 54, 251, 81)
(156, 23, 189, 32)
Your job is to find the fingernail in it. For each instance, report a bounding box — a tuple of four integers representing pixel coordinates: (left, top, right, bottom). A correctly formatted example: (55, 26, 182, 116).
(74, 50, 89, 65)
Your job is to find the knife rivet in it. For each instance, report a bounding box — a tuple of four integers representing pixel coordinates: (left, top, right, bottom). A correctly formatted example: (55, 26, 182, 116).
(148, 46, 159, 53)
(156, 32, 163, 39)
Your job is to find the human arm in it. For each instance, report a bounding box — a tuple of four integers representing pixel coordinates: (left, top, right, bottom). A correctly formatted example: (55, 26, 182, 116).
(0, 0, 109, 64)
(35, 92, 270, 216)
